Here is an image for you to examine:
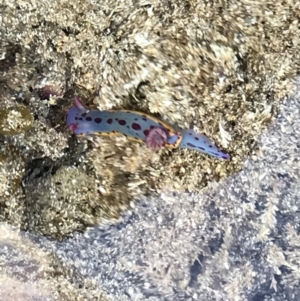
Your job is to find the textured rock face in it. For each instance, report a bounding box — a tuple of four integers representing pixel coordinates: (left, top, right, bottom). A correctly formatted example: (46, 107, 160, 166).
(48, 92, 300, 301)
(1, 0, 300, 240)
(0, 223, 109, 301)
(2, 93, 300, 300)
(1, 0, 300, 300)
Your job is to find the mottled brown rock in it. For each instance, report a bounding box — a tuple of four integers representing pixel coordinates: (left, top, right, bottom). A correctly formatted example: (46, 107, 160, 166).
(0, 0, 299, 239)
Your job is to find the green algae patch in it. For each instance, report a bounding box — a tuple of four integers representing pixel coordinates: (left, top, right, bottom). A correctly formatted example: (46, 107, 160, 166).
(0, 106, 33, 136)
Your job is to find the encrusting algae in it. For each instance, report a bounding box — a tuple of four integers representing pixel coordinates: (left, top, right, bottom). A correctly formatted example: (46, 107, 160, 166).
(0, 105, 33, 136)
(0, 0, 300, 238)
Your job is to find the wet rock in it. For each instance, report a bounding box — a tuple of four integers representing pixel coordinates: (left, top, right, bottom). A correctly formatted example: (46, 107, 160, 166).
(0, 144, 26, 227)
(0, 105, 33, 136)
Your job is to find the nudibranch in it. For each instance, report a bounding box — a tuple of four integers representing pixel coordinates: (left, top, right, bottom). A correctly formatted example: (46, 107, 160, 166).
(66, 97, 230, 160)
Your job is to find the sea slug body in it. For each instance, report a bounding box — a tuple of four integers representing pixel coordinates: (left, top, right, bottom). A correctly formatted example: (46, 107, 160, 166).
(179, 129, 230, 160)
(66, 97, 230, 160)
(67, 97, 182, 149)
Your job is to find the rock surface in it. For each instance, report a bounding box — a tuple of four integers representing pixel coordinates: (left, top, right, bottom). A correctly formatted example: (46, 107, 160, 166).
(2, 1, 300, 300)
(2, 87, 300, 301)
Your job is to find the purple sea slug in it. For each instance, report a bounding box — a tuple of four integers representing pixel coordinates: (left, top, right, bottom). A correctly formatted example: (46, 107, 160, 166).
(66, 97, 230, 160)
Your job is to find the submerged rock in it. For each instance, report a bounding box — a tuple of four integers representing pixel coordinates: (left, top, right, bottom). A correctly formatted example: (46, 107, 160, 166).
(0, 105, 33, 136)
